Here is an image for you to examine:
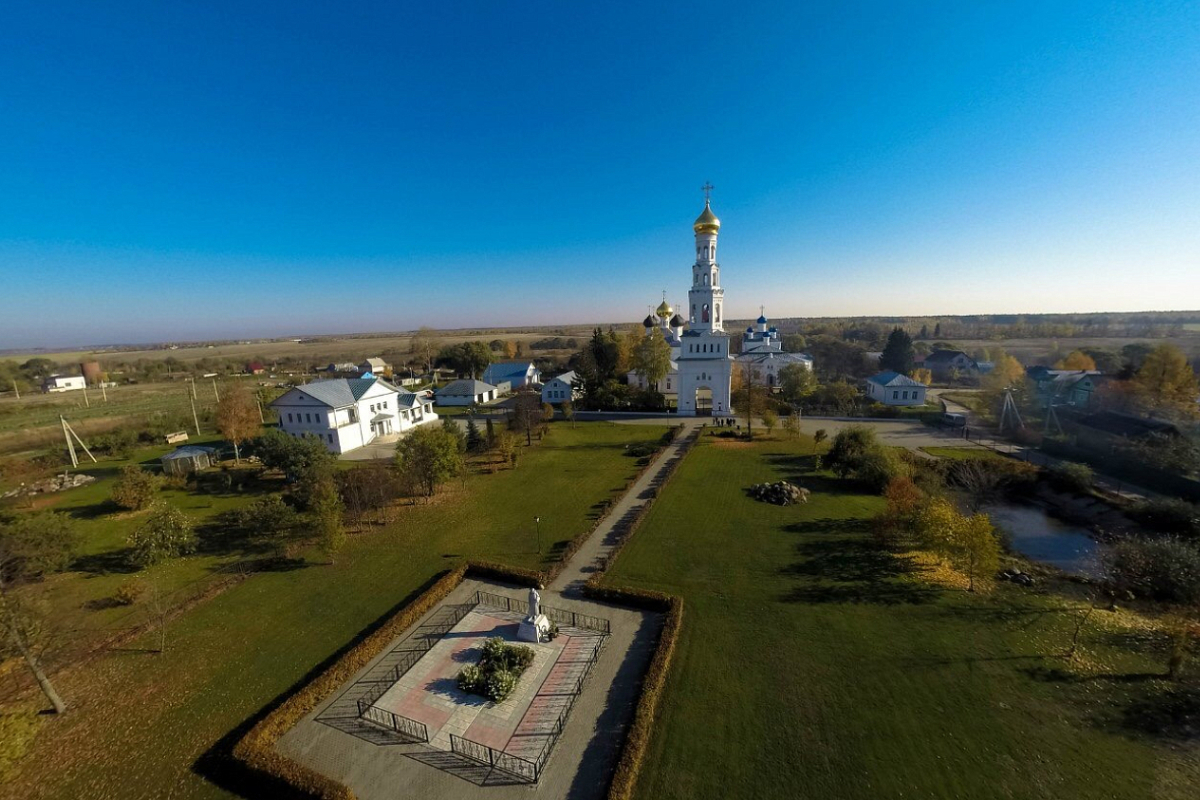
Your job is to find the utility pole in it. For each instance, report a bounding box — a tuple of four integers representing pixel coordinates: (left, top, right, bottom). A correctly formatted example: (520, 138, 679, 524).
(212, 379, 220, 402)
(256, 399, 264, 423)
(82, 384, 90, 408)
(11, 380, 18, 400)
(61, 416, 78, 468)
(189, 389, 201, 436)
(534, 516, 541, 555)
(190, 378, 197, 400)
(101, 381, 107, 402)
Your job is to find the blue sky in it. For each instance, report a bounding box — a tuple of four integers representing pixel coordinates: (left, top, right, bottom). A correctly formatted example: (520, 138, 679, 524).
(1, 2, 1198, 349)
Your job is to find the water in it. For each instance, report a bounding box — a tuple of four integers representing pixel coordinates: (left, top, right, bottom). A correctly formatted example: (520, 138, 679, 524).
(984, 503, 1102, 577)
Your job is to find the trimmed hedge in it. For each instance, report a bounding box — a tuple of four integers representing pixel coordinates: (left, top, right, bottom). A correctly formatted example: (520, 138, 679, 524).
(232, 565, 469, 799)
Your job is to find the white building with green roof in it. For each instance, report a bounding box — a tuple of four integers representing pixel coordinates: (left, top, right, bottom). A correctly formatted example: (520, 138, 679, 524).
(270, 377, 437, 454)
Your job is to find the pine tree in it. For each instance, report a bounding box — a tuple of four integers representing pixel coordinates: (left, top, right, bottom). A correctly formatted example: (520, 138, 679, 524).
(465, 418, 484, 453)
(934, 322, 942, 338)
(879, 328, 915, 374)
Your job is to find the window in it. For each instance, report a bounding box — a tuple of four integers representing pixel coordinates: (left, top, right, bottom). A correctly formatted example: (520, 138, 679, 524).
(893, 391, 899, 399)
(327, 434, 333, 444)
(305, 413, 312, 423)
(287, 413, 293, 423)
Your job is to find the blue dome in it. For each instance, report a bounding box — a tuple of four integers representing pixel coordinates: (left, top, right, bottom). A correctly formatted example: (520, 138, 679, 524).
(757, 315, 768, 324)
(746, 326, 754, 332)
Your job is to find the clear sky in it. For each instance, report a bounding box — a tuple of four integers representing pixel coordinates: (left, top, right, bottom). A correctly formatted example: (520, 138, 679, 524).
(2, 2, 1198, 349)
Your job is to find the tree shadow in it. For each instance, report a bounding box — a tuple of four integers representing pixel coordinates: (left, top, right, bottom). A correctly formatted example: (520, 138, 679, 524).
(1115, 685, 1200, 741)
(764, 452, 821, 482)
(778, 536, 938, 606)
(64, 499, 121, 520)
(71, 548, 140, 576)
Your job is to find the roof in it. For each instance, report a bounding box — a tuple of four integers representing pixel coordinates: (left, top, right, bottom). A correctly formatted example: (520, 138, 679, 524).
(436, 379, 497, 397)
(161, 445, 218, 460)
(482, 362, 536, 382)
(279, 377, 398, 409)
(361, 357, 388, 370)
(546, 371, 577, 385)
(868, 370, 926, 387)
(923, 349, 971, 364)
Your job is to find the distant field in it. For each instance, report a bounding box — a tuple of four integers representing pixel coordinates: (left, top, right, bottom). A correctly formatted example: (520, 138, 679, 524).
(946, 334, 1200, 361)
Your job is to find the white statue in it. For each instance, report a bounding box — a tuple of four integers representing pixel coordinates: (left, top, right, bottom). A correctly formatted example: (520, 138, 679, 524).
(527, 586, 541, 620)
(518, 585, 550, 643)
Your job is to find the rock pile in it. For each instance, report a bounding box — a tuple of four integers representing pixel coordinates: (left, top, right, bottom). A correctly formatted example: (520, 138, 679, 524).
(747, 481, 809, 506)
(997, 568, 1035, 586)
(1, 472, 96, 499)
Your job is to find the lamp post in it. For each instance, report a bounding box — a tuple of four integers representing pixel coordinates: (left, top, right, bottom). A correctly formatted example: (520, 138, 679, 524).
(534, 516, 541, 555)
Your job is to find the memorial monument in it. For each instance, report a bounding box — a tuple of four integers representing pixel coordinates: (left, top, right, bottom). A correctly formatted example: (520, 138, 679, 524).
(518, 585, 551, 643)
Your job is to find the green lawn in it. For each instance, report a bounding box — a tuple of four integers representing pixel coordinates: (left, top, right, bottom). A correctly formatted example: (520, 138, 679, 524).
(605, 437, 1196, 800)
(3, 421, 666, 799)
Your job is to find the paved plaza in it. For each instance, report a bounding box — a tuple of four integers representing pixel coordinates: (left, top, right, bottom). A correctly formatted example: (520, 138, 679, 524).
(276, 578, 661, 799)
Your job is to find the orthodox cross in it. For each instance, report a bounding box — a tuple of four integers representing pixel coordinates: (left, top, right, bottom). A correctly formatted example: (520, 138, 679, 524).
(701, 181, 714, 201)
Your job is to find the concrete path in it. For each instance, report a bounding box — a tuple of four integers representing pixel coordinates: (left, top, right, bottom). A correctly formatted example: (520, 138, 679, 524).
(550, 421, 703, 597)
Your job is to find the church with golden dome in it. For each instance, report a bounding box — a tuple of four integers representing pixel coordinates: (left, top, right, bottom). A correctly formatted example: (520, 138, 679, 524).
(627, 192, 734, 416)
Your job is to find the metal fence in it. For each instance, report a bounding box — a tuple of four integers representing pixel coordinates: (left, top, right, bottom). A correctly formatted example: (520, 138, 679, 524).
(355, 603, 473, 737)
(448, 635, 605, 782)
(474, 590, 612, 635)
(357, 699, 429, 742)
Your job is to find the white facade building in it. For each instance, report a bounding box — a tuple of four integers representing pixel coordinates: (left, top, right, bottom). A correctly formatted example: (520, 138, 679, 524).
(866, 371, 928, 406)
(435, 379, 498, 406)
(482, 362, 541, 390)
(270, 377, 438, 454)
(541, 371, 581, 404)
(42, 375, 86, 393)
(735, 312, 814, 387)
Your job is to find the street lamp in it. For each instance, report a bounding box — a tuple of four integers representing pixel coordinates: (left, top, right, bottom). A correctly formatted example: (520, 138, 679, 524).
(534, 516, 541, 554)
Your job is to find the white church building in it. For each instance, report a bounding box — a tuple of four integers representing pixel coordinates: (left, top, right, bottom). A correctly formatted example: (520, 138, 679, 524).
(270, 377, 438, 454)
(626, 193, 812, 415)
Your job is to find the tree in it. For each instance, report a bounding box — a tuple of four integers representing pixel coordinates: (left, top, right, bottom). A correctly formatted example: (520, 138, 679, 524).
(394, 426, 463, 497)
(311, 479, 346, 564)
(1135, 344, 1199, 417)
(879, 328, 915, 374)
(761, 409, 778, 437)
(215, 385, 260, 462)
(782, 412, 802, 440)
(813, 380, 859, 415)
(812, 429, 828, 451)
(779, 363, 817, 404)
(0, 512, 78, 713)
(441, 415, 467, 452)
(111, 465, 160, 511)
(338, 463, 402, 525)
(984, 354, 1025, 390)
(632, 333, 672, 390)
(439, 341, 493, 378)
(503, 341, 518, 359)
(255, 429, 334, 483)
(128, 504, 195, 569)
(465, 418, 485, 454)
(880, 475, 924, 544)
(485, 417, 496, 448)
(909, 367, 933, 386)
(561, 399, 575, 428)
(236, 495, 300, 559)
(954, 513, 1000, 592)
(824, 426, 880, 479)
(511, 393, 543, 446)
(1055, 351, 1097, 371)
(409, 327, 440, 375)
(919, 324, 929, 339)
(495, 429, 518, 468)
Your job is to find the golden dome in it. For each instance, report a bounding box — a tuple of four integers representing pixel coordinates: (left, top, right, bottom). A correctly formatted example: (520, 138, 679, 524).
(693, 200, 720, 235)
(656, 299, 673, 317)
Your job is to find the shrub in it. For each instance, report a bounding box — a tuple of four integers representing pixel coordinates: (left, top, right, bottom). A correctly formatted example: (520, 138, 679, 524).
(111, 465, 160, 511)
(112, 578, 146, 606)
(486, 669, 518, 701)
(853, 446, 909, 494)
(1104, 538, 1200, 604)
(824, 426, 878, 478)
(127, 504, 195, 568)
(457, 637, 535, 701)
(626, 442, 659, 459)
(1127, 498, 1200, 539)
(1048, 461, 1094, 494)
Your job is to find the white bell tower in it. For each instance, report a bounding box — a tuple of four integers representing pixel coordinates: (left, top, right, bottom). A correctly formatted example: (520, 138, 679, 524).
(676, 183, 734, 417)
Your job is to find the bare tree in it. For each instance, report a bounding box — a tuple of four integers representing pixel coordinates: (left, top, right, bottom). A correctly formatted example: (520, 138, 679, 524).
(216, 385, 261, 462)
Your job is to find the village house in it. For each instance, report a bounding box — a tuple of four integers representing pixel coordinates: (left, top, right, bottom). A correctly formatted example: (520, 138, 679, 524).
(435, 379, 498, 406)
(541, 371, 580, 404)
(270, 377, 437, 455)
(920, 349, 979, 380)
(482, 361, 541, 390)
(1026, 366, 1105, 408)
(359, 357, 389, 375)
(866, 371, 928, 406)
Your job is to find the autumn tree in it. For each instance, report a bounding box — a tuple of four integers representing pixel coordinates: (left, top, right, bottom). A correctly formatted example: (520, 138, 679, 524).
(1055, 351, 1097, 371)
(409, 327, 440, 375)
(983, 354, 1025, 390)
(561, 399, 575, 428)
(761, 409, 778, 437)
(1135, 344, 1199, 417)
(394, 426, 463, 497)
(782, 412, 802, 440)
(503, 341, 518, 359)
(111, 465, 160, 511)
(216, 384, 260, 462)
(632, 333, 672, 391)
(0, 512, 78, 713)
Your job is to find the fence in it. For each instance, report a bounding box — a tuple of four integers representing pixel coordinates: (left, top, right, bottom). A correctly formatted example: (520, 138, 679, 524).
(355, 603, 474, 738)
(449, 635, 605, 783)
(474, 590, 611, 635)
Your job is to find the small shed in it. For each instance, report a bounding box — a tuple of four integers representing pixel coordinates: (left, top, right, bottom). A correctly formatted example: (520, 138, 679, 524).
(160, 445, 219, 476)
(165, 430, 190, 445)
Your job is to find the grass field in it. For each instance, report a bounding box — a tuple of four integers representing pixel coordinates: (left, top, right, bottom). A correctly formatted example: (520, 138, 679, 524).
(604, 437, 1197, 800)
(1, 421, 667, 800)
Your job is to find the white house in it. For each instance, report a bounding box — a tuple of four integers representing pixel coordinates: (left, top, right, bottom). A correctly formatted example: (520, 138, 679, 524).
(866, 371, 928, 406)
(541, 371, 580, 404)
(482, 361, 541, 390)
(42, 375, 86, 393)
(270, 377, 438, 454)
(435, 379, 498, 406)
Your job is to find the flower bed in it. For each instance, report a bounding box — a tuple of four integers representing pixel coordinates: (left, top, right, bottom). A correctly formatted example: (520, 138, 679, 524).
(457, 636, 535, 702)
